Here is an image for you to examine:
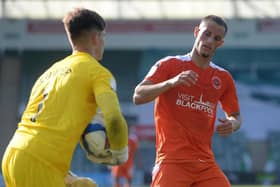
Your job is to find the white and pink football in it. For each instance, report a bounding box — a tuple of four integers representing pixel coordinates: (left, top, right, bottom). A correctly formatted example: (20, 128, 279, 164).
(80, 123, 110, 157)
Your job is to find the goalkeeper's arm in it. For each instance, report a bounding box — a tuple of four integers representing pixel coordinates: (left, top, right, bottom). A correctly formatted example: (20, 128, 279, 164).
(94, 91, 128, 164)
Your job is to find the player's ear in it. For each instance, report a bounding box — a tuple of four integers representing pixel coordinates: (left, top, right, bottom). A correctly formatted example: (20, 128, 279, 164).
(217, 39, 224, 48)
(90, 31, 99, 45)
(194, 26, 199, 38)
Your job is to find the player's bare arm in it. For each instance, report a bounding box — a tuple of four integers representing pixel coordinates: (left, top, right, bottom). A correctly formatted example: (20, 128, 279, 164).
(133, 70, 198, 105)
(216, 112, 242, 136)
(133, 79, 172, 105)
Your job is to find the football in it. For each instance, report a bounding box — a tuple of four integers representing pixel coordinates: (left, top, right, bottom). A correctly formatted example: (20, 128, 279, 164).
(80, 123, 110, 157)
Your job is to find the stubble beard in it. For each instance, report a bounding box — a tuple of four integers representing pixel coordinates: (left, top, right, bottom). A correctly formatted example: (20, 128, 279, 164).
(197, 45, 211, 58)
(201, 53, 210, 58)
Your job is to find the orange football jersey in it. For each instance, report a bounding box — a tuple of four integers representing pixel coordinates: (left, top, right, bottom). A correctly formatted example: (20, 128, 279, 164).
(145, 54, 240, 164)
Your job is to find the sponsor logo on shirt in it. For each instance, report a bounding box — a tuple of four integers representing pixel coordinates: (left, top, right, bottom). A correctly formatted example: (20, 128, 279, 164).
(176, 93, 214, 117)
(39, 67, 72, 84)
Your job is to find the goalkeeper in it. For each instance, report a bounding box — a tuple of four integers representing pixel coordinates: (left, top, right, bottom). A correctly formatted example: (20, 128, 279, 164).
(1, 8, 128, 187)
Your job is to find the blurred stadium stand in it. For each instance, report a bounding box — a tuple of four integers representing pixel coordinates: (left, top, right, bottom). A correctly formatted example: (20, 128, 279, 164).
(213, 132, 253, 172)
(267, 131, 280, 172)
(1, 0, 280, 19)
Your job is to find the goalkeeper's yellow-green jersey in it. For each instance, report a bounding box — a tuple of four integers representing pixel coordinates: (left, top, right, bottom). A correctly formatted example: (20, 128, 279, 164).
(8, 52, 126, 175)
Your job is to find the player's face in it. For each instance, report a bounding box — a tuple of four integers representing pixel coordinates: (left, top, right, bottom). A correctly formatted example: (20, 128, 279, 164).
(194, 20, 225, 58)
(95, 31, 105, 60)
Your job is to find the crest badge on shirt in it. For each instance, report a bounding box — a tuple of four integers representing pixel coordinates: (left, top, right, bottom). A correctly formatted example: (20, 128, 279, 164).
(211, 76, 221, 89)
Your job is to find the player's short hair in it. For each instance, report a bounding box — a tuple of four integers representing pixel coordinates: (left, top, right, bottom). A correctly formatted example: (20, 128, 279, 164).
(201, 15, 228, 36)
(63, 8, 106, 41)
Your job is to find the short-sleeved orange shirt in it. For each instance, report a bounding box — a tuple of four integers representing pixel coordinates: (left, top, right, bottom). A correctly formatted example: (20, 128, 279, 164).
(145, 54, 239, 164)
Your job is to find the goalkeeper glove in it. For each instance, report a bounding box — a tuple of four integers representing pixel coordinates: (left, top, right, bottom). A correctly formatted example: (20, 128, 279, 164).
(65, 171, 97, 187)
(87, 146, 128, 166)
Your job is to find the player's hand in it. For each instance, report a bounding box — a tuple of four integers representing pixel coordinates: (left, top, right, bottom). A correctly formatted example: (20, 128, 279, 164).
(111, 146, 128, 165)
(87, 146, 128, 166)
(215, 118, 234, 137)
(87, 152, 114, 165)
(169, 70, 198, 87)
(65, 171, 97, 187)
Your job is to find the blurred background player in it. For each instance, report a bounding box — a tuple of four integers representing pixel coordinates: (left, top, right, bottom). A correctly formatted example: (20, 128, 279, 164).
(1, 8, 128, 187)
(111, 126, 139, 187)
(133, 15, 242, 187)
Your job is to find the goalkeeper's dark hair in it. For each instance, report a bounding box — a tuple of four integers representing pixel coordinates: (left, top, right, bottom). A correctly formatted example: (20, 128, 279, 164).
(63, 8, 106, 41)
(201, 15, 228, 36)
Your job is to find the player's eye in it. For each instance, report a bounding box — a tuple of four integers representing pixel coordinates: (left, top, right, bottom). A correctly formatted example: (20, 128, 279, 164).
(204, 31, 211, 37)
(214, 36, 222, 41)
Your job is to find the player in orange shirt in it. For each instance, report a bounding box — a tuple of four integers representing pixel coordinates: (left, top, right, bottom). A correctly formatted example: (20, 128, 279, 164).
(133, 15, 242, 187)
(111, 129, 139, 187)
